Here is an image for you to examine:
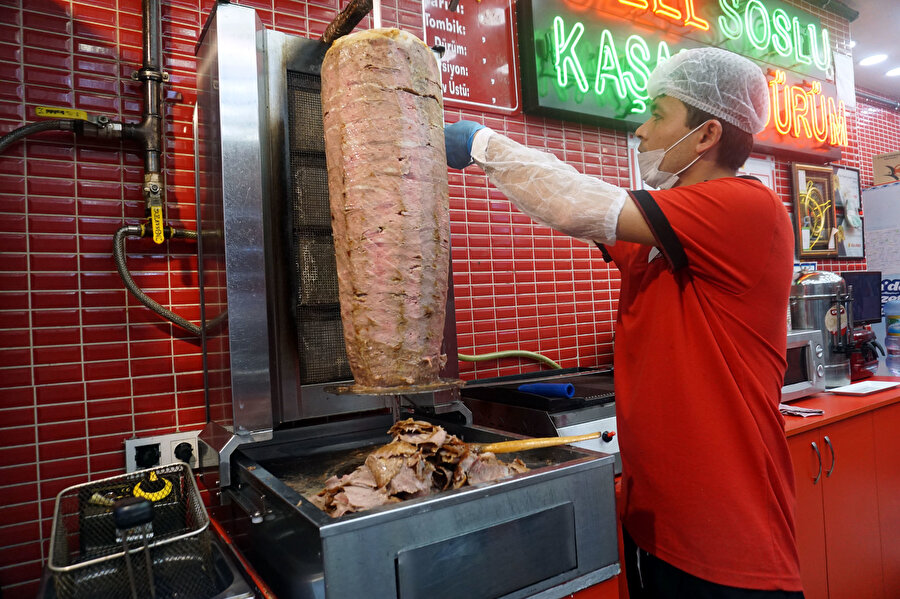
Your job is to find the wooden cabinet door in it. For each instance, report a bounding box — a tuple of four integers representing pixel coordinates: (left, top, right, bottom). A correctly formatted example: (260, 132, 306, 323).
(789, 430, 828, 599)
(820, 414, 884, 599)
(873, 402, 900, 593)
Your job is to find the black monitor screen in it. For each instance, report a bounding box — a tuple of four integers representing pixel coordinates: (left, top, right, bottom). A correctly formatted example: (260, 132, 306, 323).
(841, 271, 882, 325)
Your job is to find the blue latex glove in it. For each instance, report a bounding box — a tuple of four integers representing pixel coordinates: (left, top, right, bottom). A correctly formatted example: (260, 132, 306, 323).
(444, 120, 485, 169)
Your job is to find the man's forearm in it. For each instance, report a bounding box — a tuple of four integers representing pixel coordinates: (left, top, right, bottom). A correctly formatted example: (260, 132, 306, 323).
(471, 130, 628, 244)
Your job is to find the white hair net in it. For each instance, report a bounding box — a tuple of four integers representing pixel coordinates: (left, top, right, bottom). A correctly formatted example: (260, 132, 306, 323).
(648, 47, 770, 134)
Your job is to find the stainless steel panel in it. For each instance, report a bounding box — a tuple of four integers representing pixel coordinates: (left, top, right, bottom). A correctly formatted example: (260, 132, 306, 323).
(395, 503, 576, 599)
(196, 2, 275, 440)
(221, 418, 618, 599)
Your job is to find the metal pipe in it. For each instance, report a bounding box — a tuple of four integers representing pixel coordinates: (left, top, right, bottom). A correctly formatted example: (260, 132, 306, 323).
(143, 0, 162, 72)
(857, 90, 900, 111)
(122, 0, 166, 243)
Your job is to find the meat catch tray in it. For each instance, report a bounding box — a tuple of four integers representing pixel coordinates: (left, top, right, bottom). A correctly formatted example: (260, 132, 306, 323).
(221, 414, 618, 599)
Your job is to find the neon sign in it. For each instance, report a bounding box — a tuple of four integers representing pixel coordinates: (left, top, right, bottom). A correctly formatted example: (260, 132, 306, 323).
(718, 0, 831, 71)
(520, 0, 846, 161)
(617, 0, 711, 30)
(552, 17, 671, 115)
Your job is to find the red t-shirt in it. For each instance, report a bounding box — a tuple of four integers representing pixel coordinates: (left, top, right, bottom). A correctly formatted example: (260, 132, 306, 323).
(604, 177, 802, 590)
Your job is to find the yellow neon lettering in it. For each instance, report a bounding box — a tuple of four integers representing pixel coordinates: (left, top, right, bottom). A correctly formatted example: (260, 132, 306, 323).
(807, 82, 828, 143)
(771, 9, 792, 57)
(618, 0, 649, 8)
(766, 70, 847, 146)
(827, 96, 847, 146)
(683, 0, 710, 30)
(595, 28, 628, 99)
(652, 0, 681, 21)
(790, 85, 811, 139)
(769, 70, 792, 136)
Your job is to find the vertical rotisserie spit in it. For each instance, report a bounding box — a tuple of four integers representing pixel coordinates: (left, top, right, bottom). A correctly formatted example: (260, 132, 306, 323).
(321, 29, 450, 390)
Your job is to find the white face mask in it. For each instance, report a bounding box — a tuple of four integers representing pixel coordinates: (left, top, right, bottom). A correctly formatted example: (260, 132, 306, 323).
(638, 121, 710, 189)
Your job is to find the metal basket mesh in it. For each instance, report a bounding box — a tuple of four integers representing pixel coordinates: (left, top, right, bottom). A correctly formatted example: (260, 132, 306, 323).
(49, 463, 216, 599)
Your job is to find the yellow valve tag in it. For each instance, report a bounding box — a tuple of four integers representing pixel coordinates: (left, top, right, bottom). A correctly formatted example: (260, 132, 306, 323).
(36, 106, 88, 120)
(151, 207, 165, 244)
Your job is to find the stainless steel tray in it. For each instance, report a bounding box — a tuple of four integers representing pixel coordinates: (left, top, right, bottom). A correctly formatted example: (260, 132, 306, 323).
(218, 414, 619, 599)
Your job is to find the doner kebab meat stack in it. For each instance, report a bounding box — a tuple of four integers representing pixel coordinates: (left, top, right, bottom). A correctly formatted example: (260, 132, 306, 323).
(321, 28, 449, 389)
(316, 31, 527, 517)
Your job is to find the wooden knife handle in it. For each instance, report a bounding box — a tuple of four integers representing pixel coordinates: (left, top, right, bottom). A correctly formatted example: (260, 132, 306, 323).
(321, 0, 374, 45)
(474, 432, 601, 454)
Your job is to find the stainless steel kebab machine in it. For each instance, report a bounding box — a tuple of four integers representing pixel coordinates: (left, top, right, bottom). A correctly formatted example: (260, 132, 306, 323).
(193, 2, 618, 598)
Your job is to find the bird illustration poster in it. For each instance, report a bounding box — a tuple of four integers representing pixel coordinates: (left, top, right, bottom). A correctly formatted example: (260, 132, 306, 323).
(872, 151, 900, 186)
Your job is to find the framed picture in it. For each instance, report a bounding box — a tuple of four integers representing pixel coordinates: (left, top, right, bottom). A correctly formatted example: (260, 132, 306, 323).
(791, 163, 838, 258)
(832, 166, 864, 258)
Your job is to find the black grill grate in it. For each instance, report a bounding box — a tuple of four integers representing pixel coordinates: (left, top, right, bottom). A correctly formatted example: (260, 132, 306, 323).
(287, 70, 351, 384)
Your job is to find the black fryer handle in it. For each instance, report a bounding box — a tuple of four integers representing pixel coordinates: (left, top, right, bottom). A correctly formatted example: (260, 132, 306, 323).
(113, 497, 154, 530)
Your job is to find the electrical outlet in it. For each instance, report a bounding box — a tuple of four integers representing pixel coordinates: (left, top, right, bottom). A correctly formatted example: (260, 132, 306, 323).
(125, 431, 201, 472)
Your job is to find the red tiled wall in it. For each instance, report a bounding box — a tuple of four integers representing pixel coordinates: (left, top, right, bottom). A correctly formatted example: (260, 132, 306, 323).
(0, 0, 897, 595)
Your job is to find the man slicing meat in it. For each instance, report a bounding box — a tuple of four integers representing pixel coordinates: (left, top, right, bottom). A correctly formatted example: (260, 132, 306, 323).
(444, 48, 804, 599)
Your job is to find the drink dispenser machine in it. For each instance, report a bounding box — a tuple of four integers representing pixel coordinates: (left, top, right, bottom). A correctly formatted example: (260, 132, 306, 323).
(790, 271, 853, 388)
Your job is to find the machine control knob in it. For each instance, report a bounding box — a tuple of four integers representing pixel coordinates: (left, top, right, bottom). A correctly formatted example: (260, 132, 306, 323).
(601, 431, 616, 443)
(815, 344, 824, 359)
(816, 364, 825, 378)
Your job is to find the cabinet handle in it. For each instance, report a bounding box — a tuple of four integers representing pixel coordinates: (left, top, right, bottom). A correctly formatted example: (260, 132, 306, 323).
(811, 441, 822, 485)
(824, 435, 836, 477)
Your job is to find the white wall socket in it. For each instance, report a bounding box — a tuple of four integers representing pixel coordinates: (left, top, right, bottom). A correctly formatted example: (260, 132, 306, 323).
(125, 430, 201, 473)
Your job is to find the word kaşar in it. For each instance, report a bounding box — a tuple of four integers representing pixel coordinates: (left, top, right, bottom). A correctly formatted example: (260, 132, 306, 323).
(547, 11, 846, 146)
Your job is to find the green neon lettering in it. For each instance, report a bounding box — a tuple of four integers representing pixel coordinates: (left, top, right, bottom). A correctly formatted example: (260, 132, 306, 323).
(717, 0, 742, 40)
(771, 9, 792, 57)
(744, 0, 770, 51)
(553, 16, 589, 93)
(792, 17, 812, 65)
(656, 40, 672, 67)
(808, 24, 831, 71)
(594, 28, 627, 99)
(624, 34, 652, 113)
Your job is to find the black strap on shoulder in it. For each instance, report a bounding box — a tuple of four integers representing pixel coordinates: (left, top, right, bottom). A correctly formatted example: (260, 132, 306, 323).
(593, 242, 614, 263)
(737, 175, 761, 182)
(630, 189, 688, 271)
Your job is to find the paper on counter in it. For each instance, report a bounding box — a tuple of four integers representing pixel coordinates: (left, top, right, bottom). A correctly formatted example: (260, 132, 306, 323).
(779, 403, 825, 418)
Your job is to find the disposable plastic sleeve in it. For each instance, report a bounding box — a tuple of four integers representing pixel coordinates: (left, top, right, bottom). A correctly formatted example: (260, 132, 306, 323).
(471, 129, 628, 244)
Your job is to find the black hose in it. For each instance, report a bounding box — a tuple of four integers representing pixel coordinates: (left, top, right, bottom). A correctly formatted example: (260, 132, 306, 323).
(0, 119, 77, 153)
(114, 225, 202, 336)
